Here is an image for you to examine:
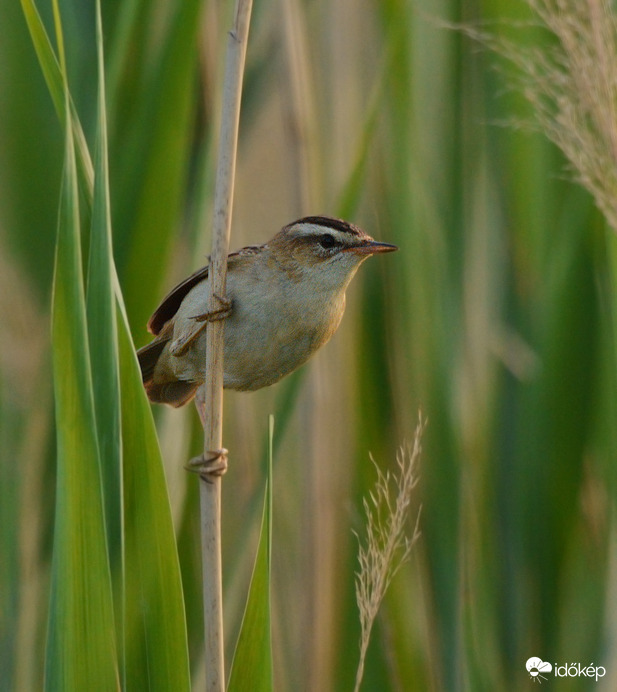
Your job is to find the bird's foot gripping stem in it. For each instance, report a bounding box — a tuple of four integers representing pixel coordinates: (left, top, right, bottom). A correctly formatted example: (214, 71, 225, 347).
(170, 294, 233, 357)
(185, 448, 229, 482)
(192, 293, 233, 323)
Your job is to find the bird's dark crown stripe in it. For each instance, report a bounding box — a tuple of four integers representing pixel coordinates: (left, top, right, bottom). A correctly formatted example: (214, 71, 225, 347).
(289, 215, 362, 237)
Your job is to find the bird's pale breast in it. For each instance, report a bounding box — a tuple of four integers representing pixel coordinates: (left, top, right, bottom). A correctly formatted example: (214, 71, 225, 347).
(170, 258, 346, 390)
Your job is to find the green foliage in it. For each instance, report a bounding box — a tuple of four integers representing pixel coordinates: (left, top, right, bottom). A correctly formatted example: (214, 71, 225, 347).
(108, 0, 205, 335)
(19, 1, 191, 688)
(117, 310, 190, 690)
(3, 0, 616, 690)
(46, 4, 117, 687)
(228, 416, 274, 692)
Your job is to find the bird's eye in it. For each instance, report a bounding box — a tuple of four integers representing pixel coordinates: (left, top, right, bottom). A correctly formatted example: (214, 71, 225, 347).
(318, 234, 337, 249)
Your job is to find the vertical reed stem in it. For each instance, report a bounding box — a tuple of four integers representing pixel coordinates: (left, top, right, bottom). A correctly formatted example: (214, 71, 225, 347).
(199, 1, 253, 690)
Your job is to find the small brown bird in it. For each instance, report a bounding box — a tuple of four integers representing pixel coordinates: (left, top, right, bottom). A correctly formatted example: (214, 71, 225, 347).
(137, 216, 397, 407)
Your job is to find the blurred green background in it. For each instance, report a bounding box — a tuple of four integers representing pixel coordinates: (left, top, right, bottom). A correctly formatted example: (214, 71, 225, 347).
(2, 0, 616, 689)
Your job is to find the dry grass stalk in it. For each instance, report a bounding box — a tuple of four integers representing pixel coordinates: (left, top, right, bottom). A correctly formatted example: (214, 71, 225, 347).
(198, 1, 253, 690)
(353, 417, 425, 692)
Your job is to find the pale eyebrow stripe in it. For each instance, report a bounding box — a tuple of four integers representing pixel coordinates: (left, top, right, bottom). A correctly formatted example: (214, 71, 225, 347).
(285, 215, 363, 237)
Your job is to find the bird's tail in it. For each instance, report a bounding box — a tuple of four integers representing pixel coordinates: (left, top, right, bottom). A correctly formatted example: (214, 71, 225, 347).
(137, 338, 167, 383)
(145, 379, 200, 407)
(137, 339, 200, 407)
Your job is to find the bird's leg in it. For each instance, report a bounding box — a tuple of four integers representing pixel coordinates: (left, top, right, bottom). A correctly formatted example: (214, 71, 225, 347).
(187, 386, 228, 482)
(170, 294, 233, 357)
(195, 385, 207, 426)
(191, 293, 233, 323)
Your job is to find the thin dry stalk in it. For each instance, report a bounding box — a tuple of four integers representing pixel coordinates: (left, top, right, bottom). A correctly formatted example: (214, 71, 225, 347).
(353, 417, 425, 692)
(198, 1, 253, 690)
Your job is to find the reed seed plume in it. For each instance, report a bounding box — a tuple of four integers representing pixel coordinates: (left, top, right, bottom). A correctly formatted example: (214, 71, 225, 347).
(468, 0, 617, 232)
(353, 416, 425, 692)
(523, 0, 617, 231)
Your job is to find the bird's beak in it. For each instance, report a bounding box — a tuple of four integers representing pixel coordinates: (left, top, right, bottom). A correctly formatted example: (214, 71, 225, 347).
(345, 240, 399, 256)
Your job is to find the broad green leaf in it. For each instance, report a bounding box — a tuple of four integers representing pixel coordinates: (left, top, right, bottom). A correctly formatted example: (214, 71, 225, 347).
(38, 2, 190, 686)
(19, 0, 94, 199)
(87, 0, 122, 579)
(45, 18, 118, 689)
(228, 416, 274, 692)
(116, 297, 191, 691)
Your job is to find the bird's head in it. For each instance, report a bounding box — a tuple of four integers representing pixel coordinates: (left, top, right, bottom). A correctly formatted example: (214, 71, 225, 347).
(270, 216, 397, 290)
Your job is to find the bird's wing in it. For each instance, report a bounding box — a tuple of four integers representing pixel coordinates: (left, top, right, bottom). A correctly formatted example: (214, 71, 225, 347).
(147, 245, 264, 335)
(148, 264, 210, 335)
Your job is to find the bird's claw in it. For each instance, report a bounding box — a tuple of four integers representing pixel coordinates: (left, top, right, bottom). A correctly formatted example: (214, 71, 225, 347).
(185, 448, 229, 482)
(170, 294, 233, 357)
(191, 294, 233, 323)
